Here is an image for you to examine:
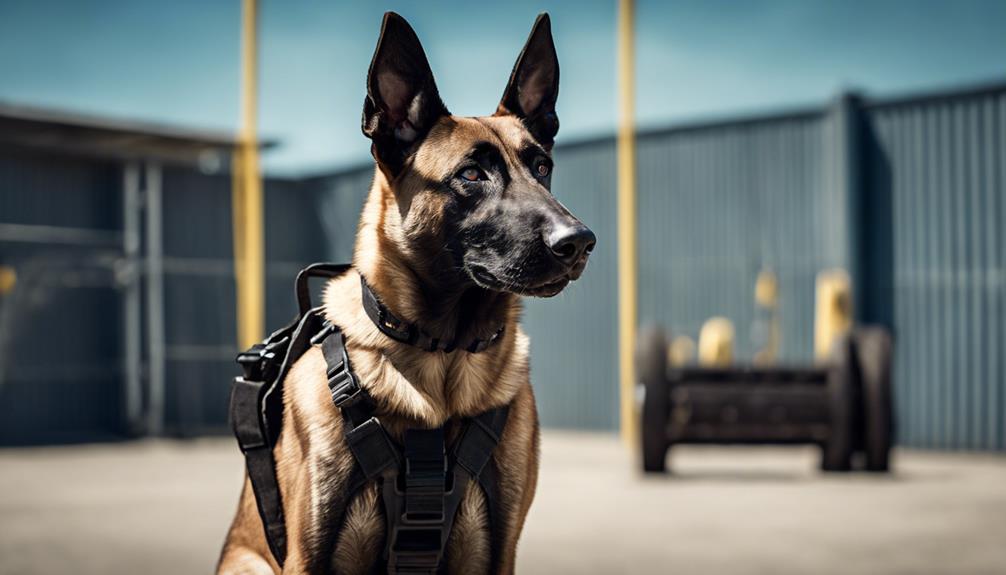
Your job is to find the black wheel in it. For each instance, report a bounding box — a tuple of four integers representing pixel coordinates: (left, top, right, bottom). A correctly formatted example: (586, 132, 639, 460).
(854, 327, 894, 472)
(637, 325, 670, 473)
(822, 334, 855, 472)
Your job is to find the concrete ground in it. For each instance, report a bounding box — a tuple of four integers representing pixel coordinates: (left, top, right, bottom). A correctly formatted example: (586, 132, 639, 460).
(0, 433, 1004, 575)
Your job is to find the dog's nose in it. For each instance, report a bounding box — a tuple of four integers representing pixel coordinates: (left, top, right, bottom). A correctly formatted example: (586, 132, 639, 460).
(546, 224, 596, 264)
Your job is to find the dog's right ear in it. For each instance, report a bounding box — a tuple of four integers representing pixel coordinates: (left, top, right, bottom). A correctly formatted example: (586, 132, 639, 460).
(362, 12, 449, 175)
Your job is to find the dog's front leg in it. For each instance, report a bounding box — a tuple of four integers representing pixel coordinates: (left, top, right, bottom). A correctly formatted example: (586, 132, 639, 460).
(494, 384, 542, 575)
(218, 476, 282, 575)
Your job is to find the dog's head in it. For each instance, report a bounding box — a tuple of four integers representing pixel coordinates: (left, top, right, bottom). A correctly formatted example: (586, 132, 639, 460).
(361, 12, 594, 298)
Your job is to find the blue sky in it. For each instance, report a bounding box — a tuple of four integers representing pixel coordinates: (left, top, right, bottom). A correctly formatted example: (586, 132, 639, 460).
(1, 0, 1004, 175)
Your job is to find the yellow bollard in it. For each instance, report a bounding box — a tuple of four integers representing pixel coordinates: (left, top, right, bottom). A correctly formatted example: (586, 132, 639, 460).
(753, 268, 780, 365)
(698, 317, 735, 366)
(814, 269, 853, 361)
(755, 268, 778, 309)
(667, 335, 696, 367)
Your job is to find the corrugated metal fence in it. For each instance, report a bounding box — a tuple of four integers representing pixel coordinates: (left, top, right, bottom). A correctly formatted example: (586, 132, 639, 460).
(1, 81, 1003, 448)
(868, 90, 1005, 450)
(158, 166, 374, 435)
(636, 111, 833, 362)
(0, 149, 123, 444)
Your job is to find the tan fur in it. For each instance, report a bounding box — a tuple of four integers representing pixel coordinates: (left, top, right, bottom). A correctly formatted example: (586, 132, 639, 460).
(218, 114, 543, 574)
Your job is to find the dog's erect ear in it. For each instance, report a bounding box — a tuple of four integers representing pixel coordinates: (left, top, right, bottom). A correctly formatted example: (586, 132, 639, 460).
(362, 12, 449, 174)
(496, 13, 560, 148)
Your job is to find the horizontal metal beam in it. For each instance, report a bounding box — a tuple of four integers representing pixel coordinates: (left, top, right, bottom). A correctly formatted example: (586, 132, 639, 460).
(0, 223, 122, 246)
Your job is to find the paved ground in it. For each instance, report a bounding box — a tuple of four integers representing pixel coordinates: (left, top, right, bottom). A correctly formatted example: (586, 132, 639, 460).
(1, 432, 1004, 574)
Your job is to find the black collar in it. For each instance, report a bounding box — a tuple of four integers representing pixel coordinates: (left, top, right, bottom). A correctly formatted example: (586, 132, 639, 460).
(360, 276, 504, 353)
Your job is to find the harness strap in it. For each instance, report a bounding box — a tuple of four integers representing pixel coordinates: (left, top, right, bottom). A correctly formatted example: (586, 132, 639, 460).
(227, 262, 350, 567)
(230, 312, 312, 567)
(384, 428, 453, 574)
(295, 263, 352, 316)
(321, 327, 402, 481)
(230, 308, 332, 566)
(457, 406, 510, 573)
(454, 406, 510, 477)
(230, 262, 513, 574)
(230, 378, 288, 564)
(316, 323, 511, 574)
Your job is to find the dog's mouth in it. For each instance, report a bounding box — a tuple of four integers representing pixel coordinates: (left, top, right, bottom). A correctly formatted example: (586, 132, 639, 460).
(467, 265, 572, 298)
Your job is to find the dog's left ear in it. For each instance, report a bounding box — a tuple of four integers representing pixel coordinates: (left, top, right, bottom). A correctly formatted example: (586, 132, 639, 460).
(496, 13, 560, 148)
(362, 12, 449, 175)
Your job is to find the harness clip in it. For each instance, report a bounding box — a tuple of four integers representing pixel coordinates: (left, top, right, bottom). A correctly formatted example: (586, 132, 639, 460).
(236, 337, 288, 383)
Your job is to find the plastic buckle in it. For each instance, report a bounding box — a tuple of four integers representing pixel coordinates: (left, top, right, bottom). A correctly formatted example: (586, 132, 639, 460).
(327, 363, 362, 412)
(309, 322, 337, 346)
(237, 342, 276, 382)
(382, 427, 453, 572)
(386, 496, 449, 573)
(389, 544, 441, 574)
(384, 475, 454, 573)
(328, 364, 362, 407)
(401, 429, 448, 524)
(404, 452, 448, 477)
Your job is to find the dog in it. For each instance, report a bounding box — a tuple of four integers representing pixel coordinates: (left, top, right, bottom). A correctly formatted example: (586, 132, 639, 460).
(218, 11, 594, 574)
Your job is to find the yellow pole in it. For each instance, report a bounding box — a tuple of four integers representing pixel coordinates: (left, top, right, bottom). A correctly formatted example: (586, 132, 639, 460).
(233, 0, 264, 350)
(617, 0, 638, 447)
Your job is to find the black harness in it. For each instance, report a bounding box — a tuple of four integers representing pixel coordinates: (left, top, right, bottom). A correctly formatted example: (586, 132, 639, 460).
(230, 263, 510, 574)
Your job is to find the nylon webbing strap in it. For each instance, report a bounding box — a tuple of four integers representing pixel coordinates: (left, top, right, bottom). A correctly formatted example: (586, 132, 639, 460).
(344, 418, 400, 480)
(308, 297, 513, 575)
(317, 326, 401, 481)
(230, 376, 289, 565)
(319, 326, 367, 418)
(455, 405, 510, 574)
(229, 308, 339, 566)
(229, 263, 357, 568)
(385, 428, 450, 575)
(403, 428, 447, 521)
(295, 263, 352, 315)
(454, 406, 510, 477)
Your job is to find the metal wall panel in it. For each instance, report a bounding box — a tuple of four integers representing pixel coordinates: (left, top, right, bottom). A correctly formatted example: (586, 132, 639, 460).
(158, 167, 233, 434)
(867, 90, 1005, 450)
(298, 85, 1006, 443)
(2, 81, 1003, 446)
(0, 149, 124, 444)
(523, 142, 619, 429)
(636, 114, 831, 363)
(157, 167, 374, 434)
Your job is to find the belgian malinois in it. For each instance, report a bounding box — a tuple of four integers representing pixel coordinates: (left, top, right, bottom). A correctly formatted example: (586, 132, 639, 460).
(218, 11, 594, 574)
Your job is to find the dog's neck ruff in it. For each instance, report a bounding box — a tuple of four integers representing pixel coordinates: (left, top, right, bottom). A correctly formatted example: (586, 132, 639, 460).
(360, 275, 504, 353)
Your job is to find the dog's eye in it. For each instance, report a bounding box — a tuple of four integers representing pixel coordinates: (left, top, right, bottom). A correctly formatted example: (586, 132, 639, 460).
(459, 167, 483, 182)
(534, 159, 551, 178)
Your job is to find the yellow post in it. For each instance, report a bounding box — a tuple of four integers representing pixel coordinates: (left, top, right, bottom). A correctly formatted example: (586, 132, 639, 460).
(233, 0, 265, 350)
(617, 0, 638, 447)
(815, 268, 853, 361)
